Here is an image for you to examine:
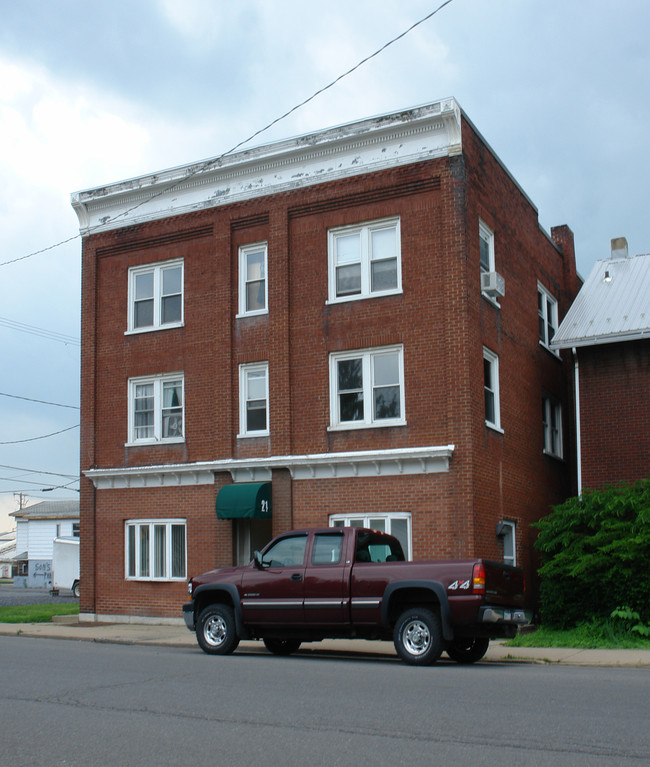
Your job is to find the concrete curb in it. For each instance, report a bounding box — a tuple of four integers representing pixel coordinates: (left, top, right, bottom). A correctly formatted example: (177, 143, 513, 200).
(1, 619, 649, 666)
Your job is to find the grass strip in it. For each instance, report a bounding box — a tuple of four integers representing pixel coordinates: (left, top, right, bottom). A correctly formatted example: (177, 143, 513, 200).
(0, 603, 80, 624)
(507, 623, 650, 650)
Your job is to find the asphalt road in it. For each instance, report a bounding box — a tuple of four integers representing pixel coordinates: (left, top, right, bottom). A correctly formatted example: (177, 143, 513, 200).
(0, 584, 78, 607)
(2, 635, 648, 766)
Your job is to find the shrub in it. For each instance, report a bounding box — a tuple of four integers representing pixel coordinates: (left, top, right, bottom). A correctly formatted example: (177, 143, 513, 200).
(533, 479, 650, 629)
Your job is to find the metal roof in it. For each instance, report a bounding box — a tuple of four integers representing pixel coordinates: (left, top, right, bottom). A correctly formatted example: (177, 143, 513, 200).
(552, 252, 650, 349)
(10, 499, 80, 520)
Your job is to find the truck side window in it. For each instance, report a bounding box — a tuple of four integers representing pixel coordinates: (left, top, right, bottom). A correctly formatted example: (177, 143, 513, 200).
(312, 533, 343, 565)
(262, 535, 307, 568)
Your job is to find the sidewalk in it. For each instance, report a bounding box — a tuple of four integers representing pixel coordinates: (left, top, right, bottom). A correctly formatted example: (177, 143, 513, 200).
(1, 617, 649, 666)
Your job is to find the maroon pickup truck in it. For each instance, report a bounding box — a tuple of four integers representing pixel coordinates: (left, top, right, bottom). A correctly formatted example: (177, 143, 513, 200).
(183, 527, 531, 665)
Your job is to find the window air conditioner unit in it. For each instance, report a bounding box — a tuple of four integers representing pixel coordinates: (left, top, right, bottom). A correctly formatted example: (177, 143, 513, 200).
(481, 270, 505, 298)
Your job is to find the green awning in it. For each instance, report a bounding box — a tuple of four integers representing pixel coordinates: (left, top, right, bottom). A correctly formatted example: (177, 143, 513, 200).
(216, 482, 272, 520)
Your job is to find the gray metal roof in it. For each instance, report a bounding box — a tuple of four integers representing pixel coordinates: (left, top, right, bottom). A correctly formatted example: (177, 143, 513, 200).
(10, 499, 80, 520)
(552, 252, 650, 349)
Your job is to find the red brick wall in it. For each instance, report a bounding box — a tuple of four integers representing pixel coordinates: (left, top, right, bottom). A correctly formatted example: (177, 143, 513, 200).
(579, 341, 650, 489)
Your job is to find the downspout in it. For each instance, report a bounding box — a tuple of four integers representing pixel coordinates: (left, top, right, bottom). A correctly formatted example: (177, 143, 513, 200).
(572, 348, 582, 496)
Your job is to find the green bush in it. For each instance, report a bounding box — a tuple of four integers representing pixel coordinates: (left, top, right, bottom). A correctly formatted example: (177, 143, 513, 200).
(533, 479, 650, 629)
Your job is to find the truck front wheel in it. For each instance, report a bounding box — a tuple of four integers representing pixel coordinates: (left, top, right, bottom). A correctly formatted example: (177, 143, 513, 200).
(196, 604, 240, 655)
(446, 637, 490, 664)
(393, 607, 444, 665)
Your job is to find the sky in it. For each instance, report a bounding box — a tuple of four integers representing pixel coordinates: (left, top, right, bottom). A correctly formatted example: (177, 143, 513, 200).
(1, 0, 648, 531)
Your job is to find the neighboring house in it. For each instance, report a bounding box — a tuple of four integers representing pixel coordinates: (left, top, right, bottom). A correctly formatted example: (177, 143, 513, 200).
(552, 238, 650, 492)
(9, 500, 80, 588)
(72, 98, 580, 622)
(0, 531, 16, 579)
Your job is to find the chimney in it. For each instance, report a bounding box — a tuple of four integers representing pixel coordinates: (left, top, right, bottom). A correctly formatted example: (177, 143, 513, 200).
(611, 237, 629, 259)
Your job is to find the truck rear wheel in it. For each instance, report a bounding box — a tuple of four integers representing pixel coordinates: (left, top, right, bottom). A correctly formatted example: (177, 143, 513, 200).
(263, 638, 302, 656)
(446, 637, 490, 664)
(196, 604, 240, 655)
(393, 607, 444, 665)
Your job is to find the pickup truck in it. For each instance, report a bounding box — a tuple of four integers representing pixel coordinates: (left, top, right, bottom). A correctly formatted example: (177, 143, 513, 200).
(183, 527, 531, 665)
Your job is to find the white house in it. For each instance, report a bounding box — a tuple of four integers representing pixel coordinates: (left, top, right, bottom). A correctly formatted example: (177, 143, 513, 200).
(10, 500, 80, 588)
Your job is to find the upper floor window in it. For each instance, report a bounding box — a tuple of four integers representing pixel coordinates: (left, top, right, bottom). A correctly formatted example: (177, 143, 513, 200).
(483, 347, 501, 431)
(128, 373, 184, 445)
(125, 519, 186, 581)
(238, 243, 268, 316)
(498, 520, 516, 566)
(328, 218, 401, 302)
(538, 283, 558, 350)
(128, 260, 183, 332)
(239, 362, 269, 437)
(542, 396, 563, 458)
(329, 346, 405, 430)
(479, 219, 495, 274)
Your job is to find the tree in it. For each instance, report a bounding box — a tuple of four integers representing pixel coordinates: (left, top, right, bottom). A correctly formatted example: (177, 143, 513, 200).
(533, 479, 650, 628)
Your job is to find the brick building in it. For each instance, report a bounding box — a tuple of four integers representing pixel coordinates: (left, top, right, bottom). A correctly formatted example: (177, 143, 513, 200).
(72, 99, 580, 621)
(553, 238, 650, 491)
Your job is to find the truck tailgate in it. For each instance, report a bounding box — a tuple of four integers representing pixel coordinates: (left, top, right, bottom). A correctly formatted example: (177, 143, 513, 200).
(483, 560, 525, 604)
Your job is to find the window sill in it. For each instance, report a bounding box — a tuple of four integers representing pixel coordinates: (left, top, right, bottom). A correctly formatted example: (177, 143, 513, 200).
(485, 421, 504, 434)
(539, 341, 562, 360)
(328, 419, 407, 432)
(125, 323, 184, 336)
(543, 449, 564, 461)
(236, 310, 268, 319)
(125, 577, 186, 583)
(237, 431, 270, 439)
(326, 289, 402, 306)
(480, 291, 501, 309)
(125, 438, 185, 447)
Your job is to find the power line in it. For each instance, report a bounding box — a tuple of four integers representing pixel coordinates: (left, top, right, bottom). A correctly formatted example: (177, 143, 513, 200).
(0, 1, 456, 268)
(0, 392, 79, 410)
(0, 316, 80, 346)
(0, 463, 78, 479)
(0, 424, 79, 445)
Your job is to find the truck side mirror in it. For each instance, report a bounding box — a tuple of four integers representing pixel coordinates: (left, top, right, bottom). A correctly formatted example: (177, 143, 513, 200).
(253, 551, 264, 569)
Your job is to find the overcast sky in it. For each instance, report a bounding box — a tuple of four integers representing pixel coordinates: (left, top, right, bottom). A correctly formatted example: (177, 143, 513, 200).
(1, 0, 648, 530)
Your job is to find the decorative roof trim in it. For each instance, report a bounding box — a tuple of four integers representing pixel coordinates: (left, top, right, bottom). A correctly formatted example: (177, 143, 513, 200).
(71, 99, 462, 235)
(84, 445, 455, 489)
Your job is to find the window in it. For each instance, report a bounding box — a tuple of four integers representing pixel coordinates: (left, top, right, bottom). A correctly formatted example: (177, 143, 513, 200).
(311, 532, 344, 565)
(329, 346, 405, 429)
(328, 218, 401, 302)
(499, 520, 516, 566)
(260, 534, 307, 568)
(479, 219, 494, 274)
(125, 519, 186, 580)
(542, 396, 563, 458)
(238, 243, 268, 316)
(483, 347, 501, 430)
(239, 363, 269, 437)
(128, 260, 183, 332)
(330, 513, 412, 560)
(72, 523, 80, 538)
(538, 283, 558, 350)
(128, 374, 184, 444)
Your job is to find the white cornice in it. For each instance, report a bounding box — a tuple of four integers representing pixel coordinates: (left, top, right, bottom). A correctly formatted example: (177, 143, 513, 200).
(71, 99, 462, 235)
(84, 445, 455, 489)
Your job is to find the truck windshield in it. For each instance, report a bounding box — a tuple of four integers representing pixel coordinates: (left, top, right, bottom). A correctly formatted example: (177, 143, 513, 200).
(356, 531, 404, 563)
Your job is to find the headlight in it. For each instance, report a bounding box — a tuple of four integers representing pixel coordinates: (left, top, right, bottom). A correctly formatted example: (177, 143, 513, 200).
(187, 580, 193, 597)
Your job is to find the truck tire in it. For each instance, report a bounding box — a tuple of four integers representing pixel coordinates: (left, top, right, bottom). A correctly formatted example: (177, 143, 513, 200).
(72, 580, 80, 598)
(263, 638, 302, 656)
(446, 637, 490, 664)
(393, 607, 444, 665)
(196, 604, 240, 655)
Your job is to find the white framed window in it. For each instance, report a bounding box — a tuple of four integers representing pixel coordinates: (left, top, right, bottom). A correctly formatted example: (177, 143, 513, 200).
(238, 242, 268, 316)
(499, 520, 516, 566)
(128, 374, 184, 445)
(483, 347, 501, 431)
(239, 362, 269, 437)
(329, 346, 405, 430)
(128, 260, 183, 332)
(542, 396, 563, 458)
(328, 217, 401, 302)
(125, 519, 186, 581)
(330, 512, 412, 560)
(538, 282, 559, 351)
(479, 219, 495, 274)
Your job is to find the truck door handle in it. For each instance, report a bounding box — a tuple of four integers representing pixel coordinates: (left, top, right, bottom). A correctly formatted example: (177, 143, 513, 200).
(291, 573, 303, 582)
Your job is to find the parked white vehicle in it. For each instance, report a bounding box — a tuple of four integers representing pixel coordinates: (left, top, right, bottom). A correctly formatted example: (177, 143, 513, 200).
(51, 537, 80, 597)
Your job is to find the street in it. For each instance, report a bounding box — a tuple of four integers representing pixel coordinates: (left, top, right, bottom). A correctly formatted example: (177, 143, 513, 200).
(1, 635, 648, 766)
(0, 584, 78, 607)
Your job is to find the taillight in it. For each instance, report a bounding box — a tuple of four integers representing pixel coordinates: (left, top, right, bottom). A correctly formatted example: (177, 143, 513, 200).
(472, 562, 486, 594)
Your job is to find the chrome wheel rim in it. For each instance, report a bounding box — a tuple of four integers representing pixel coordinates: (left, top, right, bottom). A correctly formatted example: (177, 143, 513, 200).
(204, 615, 227, 647)
(402, 619, 431, 656)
